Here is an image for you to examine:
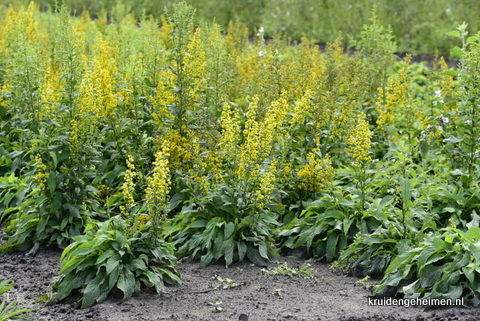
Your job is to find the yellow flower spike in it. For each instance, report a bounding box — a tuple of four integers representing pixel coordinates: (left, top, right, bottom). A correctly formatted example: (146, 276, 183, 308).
(32, 154, 49, 191)
(145, 144, 171, 232)
(346, 113, 373, 165)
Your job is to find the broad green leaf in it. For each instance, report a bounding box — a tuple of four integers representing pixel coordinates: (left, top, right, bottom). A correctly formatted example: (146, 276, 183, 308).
(105, 255, 121, 275)
(463, 266, 475, 285)
(246, 245, 268, 267)
(96, 249, 116, 265)
(419, 264, 444, 288)
(212, 229, 225, 260)
(418, 246, 440, 267)
(130, 258, 147, 271)
(467, 36, 479, 44)
(108, 264, 121, 290)
(200, 251, 214, 267)
(60, 252, 88, 275)
(224, 238, 235, 267)
(237, 241, 247, 261)
(442, 285, 464, 301)
(81, 269, 107, 308)
(65, 204, 81, 219)
(446, 30, 460, 38)
(47, 171, 56, 196)
(442, 69, 459, 77)
(117, 268, 136, 300)
(224, 221, 235, 240)
(450, 46, 463, 58)
(258, 241, 268, 260)
(144, 270, 164, 294)
(400, 177, 411, 207)
(467, 212, 480, 229)
(189, 219, 208, 229)
(325, 230, 340, 262)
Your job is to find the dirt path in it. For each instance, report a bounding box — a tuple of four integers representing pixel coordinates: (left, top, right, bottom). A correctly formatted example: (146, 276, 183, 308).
(1, 246, 480, 321)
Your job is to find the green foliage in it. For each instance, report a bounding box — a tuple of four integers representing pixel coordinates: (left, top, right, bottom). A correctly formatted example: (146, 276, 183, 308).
(167, 184, 280, 267)
(336, 224, 412, 277)
(0, 279, 37, 321)
(374, 216, 480, 306)
(9, 0, 480, 56)
(47, 216, 180, 309)
(0, 173, 27, 225)
(279, 193, 382, 262)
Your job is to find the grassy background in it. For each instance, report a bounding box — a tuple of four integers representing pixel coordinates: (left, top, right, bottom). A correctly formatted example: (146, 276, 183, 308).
(0, 0, 476, 58)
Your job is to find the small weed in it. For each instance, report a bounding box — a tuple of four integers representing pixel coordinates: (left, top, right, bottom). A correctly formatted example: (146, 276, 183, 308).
(261, 262, 315, 279)
(355, 275, 376, 290)
(33, 294, 50, 303)
(208, 301, 223, 313)
(212, 275, 243, 289)
(272, 289, 282, 297)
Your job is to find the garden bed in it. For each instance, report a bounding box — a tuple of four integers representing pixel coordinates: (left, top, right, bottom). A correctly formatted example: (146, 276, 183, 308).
(1, 247, 479, 321)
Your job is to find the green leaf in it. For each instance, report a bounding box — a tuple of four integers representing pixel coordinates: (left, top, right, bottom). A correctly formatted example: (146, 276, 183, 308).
(189, 219, 208, 229)
(246, 245, 268, 267)
(224, 238, 235, 267)
(418, 246, 440, 267)
(96, 249, 116, 265)
(0, 279, 14, 295)
(419, 264, 444, 288)
(105, 255, 121, 275)
(224, 221, 235, 240)
(47, 171, 57, 195)
(450, 46, 464, 58)
(130, 258, 147, 271)
(400, 177, 411, 206)
(467, 36, 479, 44)
(81, 269, 107, 308)
(237, 241, 247, 261)
(144, 270, 164, 293)
(442, 69, 459, 77)
(200, 251, 214, 267)
(117, 267, 136, 301)
(51, 272, 87, 302)
(446, 30, 460, 38)
(65, 204, 81, 219)
(325, 229, 340, 262)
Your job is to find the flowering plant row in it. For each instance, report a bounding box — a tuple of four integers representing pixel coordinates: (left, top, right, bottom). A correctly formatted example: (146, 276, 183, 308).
(0, 2, 479, 307)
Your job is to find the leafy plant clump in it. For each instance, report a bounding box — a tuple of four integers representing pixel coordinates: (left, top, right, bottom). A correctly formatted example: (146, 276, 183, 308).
(47, 217, 180, 308)
(374, 217, 480, 306)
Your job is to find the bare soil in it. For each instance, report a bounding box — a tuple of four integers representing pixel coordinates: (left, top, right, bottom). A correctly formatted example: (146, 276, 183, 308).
(1, 244, 480, 321)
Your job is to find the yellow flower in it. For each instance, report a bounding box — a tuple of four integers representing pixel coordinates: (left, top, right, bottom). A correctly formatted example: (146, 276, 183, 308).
(346, 113, 373, 165)
(297, 152, 335, 192)
(145, 143, 171, 225)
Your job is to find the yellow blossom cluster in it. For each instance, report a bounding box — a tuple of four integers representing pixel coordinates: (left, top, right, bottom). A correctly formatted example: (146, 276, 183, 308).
(297, 152, 335, 192)
(236, 96, 288, 180)
(345, 113, 373, 165)
(376, 55, 412, 130)
(255, 160, 277, 208)
(32, 154, 49, 191)
(145, 143, 171, 223)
